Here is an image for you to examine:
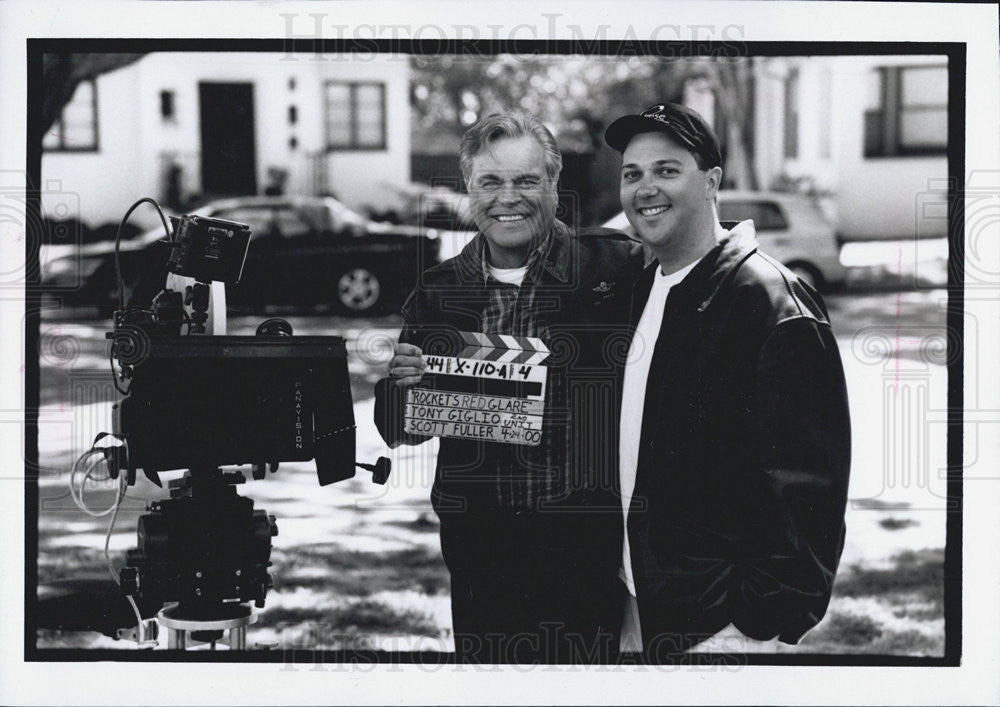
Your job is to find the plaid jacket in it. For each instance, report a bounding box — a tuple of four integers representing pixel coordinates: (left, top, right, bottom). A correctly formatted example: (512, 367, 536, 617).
(375, 221, 640, 529)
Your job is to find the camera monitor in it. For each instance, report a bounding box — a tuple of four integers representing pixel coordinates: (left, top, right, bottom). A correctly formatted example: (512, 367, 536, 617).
(113, 334, 356, 486)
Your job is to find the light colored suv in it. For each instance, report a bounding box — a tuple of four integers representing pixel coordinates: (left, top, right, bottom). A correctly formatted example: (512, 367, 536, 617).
(603, 190, 846, 291)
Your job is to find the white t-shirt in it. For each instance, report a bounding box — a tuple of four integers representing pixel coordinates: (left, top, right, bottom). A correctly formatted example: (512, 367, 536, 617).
(619, 259, 698, 596)
(487, 264, 528, 286)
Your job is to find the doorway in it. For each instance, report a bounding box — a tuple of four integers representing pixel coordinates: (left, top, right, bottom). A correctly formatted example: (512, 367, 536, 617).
(199, 82, 257, 196)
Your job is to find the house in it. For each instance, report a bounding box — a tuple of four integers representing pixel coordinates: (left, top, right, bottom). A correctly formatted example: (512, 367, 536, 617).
(751, 55, 949, 241)
(42, 51, 411, 229)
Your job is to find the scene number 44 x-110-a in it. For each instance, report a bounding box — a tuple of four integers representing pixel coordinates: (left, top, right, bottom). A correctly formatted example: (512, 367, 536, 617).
(424, 355, 537, 382)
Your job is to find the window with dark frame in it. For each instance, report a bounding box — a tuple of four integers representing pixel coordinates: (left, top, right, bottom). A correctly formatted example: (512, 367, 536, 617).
(324, 81, 386, 151)
(864, 65, 947, 158)
(43, 78, 99, 152)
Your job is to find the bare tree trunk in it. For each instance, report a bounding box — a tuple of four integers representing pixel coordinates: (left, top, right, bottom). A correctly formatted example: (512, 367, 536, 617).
(712, 59, 759, 191)
(42, 53, 145, 134)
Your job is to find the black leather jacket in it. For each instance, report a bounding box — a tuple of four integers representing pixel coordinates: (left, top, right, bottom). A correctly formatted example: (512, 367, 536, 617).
(626, 221, 851, 648)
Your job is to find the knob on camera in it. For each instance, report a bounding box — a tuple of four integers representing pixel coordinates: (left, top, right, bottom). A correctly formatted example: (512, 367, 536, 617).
(356, 457, 391, 484)
(256, 318, 293, 337)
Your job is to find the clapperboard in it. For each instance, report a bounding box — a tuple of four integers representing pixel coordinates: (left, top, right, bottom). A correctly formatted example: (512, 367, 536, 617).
(404, 331, 549, 446)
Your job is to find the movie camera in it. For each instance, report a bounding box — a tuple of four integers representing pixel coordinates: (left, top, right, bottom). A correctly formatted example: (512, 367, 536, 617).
(62, 199, 390, 649)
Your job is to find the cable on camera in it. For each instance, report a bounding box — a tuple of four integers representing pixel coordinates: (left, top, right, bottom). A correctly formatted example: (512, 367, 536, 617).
(114, 197, 172, 312)
(69, 434, 152, 644)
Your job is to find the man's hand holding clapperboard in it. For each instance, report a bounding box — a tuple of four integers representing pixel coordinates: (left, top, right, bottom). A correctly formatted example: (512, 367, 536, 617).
(388, 332, 549, 446)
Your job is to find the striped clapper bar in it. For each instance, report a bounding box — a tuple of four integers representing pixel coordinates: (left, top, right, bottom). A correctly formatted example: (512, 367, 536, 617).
(403, 331, 549, 446)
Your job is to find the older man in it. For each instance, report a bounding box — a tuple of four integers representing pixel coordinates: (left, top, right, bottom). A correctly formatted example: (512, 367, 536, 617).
(605, 103, 851, 655)
(375, 112, 637, 663)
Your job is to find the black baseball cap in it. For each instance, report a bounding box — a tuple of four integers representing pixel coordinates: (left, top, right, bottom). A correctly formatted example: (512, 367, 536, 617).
(604, 102, 722, 169)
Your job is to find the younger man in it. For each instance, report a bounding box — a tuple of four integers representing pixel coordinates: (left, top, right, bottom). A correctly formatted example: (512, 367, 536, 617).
(606, 103, 851, 654)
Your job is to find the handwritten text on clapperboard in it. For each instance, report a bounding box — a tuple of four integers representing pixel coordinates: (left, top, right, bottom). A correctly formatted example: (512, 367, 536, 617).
(403, 332, 549, 446)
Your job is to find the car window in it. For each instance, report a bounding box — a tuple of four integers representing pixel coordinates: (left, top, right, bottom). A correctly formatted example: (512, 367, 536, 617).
(719, 200, 789, 231)
(293, 203, 330, 232)
(273, 208, 313, 238)
(326, 201, 367, 232)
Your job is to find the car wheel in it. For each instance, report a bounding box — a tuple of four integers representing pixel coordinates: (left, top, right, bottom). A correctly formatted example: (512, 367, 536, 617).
(336, 267, 381, 314)
(786, 262, 824, 292)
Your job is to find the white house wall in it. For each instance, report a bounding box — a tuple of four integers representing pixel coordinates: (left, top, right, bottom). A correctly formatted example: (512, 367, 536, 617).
(41, 62, 146, 229)
(42, 51, 410, 228)
(317, 55, 411, 211)
(831, 55, 948, 241)
(754, 55, 948, 241)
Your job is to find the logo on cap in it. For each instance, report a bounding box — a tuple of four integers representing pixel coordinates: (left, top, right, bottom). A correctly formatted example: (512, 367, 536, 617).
(605, 101, 722, 168)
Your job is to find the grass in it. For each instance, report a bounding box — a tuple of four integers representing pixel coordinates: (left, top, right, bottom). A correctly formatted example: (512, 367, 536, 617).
(795, 548, 944, 656)
(834, 548, 944, 609)
(879, 517, 920, 531)
(383, 513, 439, 533)
(271, 546, 450, 598)
(256, 599, 440, 636)
(33, 468, 946, 656)
(34, 302, 948, 656)
(814, 612, 883, 647)
(851, 498, 913, 511)
(38, 539, 945, 655)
